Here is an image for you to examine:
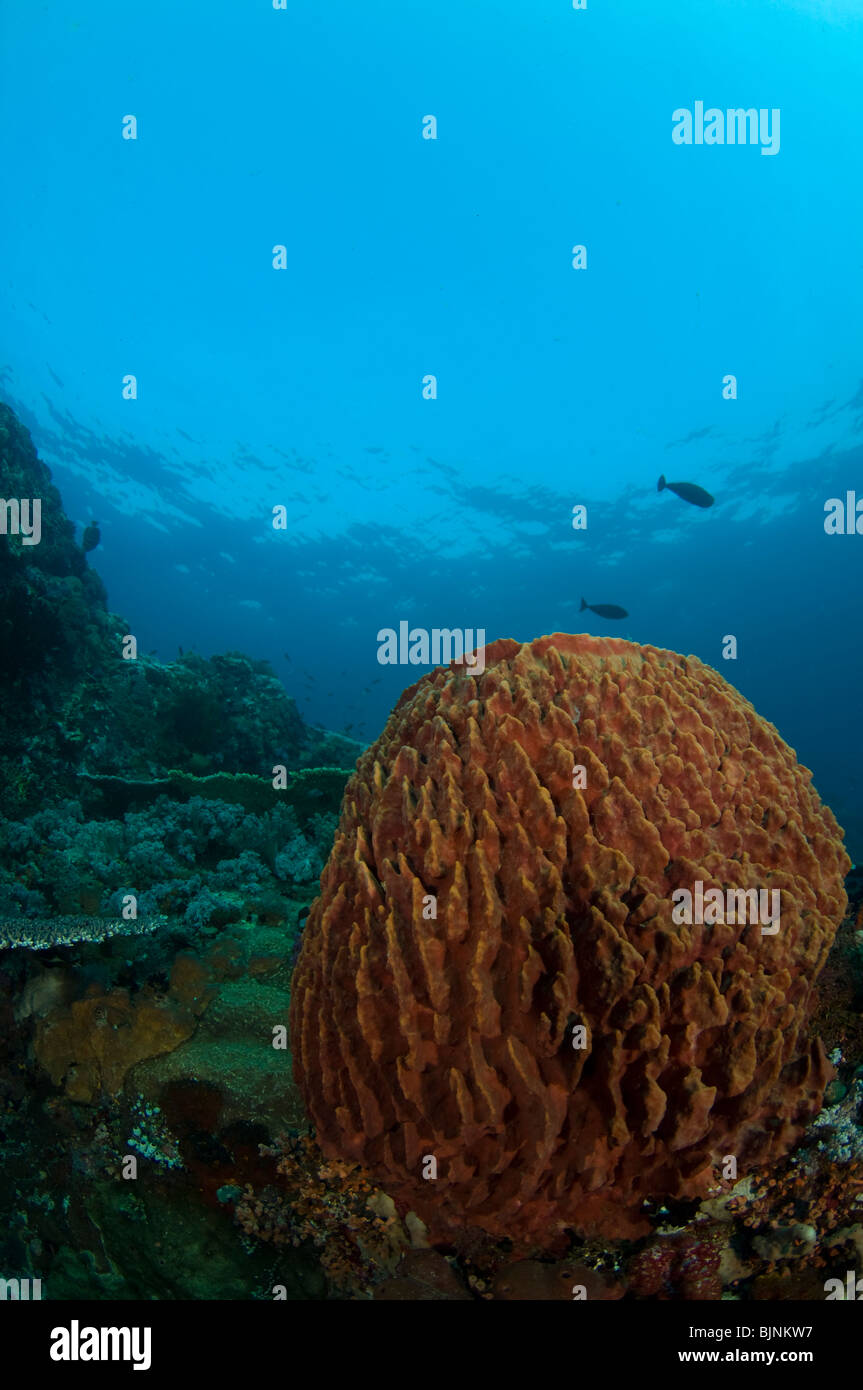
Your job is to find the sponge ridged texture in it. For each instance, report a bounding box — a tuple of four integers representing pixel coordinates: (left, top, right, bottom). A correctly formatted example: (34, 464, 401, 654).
(290, 634, 850, 1241)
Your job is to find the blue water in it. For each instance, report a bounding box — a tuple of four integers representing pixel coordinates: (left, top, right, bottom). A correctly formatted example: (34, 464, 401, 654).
(1, 0, 861, 855)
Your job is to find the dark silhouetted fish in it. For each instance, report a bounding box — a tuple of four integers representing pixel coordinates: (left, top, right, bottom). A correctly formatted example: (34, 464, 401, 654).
(82, 521, 100, 553)
(657, 475, 714, 508)
(580, 598, 628, 620)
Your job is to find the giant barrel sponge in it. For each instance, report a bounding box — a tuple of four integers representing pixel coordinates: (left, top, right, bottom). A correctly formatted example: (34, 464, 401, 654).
(289, 634, 850, 1243)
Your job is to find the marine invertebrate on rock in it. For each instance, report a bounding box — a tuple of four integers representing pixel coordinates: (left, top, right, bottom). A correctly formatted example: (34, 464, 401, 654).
(626, 1226, 725, 1300)
(232, 1133, 423, 1296)
(290, 633, 851, 1245)
(126, 1097, 184, 1170)
(34, 985, 196, 1103)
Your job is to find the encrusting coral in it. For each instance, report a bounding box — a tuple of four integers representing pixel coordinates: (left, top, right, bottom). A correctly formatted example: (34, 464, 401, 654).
(33, 986, 197, 1104)
(290, 633, 851, 1245)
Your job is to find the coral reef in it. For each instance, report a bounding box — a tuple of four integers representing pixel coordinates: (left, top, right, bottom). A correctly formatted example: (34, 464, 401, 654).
(291, 633, 850, 1245)
(0, 794, 337, 946)
(0, 406, 359, 1294)
(0, 402, 112, 815)
(2, 879, 861, 1303)
(232, 1132, 426, 1297)
(132, 934, 306, 1135)
(0, 404, 360, 818)
(3, 404, 860, 1301)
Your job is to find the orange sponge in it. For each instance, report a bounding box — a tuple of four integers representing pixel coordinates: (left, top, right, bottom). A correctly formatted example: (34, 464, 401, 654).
(290, 634, 850, 1243)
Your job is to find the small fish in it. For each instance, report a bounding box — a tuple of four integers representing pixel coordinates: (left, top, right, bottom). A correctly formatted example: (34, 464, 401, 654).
(580, 598, 628, 620)
(283, 652, 291, 661)
(82, 520, 101, 553)
(657, 475, 714, 508)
